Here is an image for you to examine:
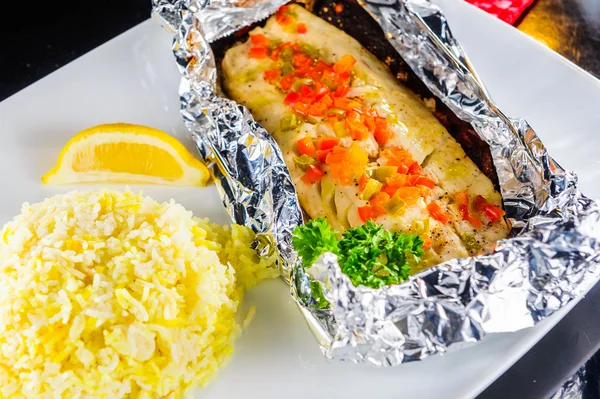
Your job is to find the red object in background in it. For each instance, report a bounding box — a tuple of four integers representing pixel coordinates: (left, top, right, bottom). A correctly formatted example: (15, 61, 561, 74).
(466, 0, 535, 25)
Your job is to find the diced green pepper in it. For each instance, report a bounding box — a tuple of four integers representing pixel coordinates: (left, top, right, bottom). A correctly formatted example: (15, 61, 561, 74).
(359, 179, 383, 200)
(281, 62, 294, 76)
(385, 195, 406, 216)
(325, 108, 345, 118)
(280, 114, 300, 131)
(322, 78, 339, 90)
(293, 155, 316, 171)
(267, 39, 283, 52)
(373, 166, 397, 182)
(461, 233, 481, 253)
(299, 43, 319, 59)
(293, 78, 314, 92)
(279, 47, 295, 61)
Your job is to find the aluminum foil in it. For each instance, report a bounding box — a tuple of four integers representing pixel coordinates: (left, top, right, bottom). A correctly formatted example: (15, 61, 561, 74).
(152, 0, 301, 278)
(551, 367, 586, 399)
(152, 0, 600, 366)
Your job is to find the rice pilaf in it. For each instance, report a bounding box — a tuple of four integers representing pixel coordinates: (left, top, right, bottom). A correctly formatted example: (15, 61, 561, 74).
(0, 190, 277, 398)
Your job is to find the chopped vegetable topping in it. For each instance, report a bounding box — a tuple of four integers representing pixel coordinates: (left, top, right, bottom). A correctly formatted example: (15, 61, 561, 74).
(456, 191, 505, 227)
(275, 5, 295, 25)
(293, 154, 316, 170)
(385, 194, 407, 216)
(427, 201, 451, 224)
(456, 190, 483, 228)
(249, 47, 268, 59)
(297, 135, 316, 157)
(475, 195, 506, 222)
(301, 164, 325, 184)
(359, 178, 383, 200)
(250, 33, 270, 48)
(357, 205, 374, 223)
(325, 142, 368, 186)
(296, 22, 307, 34)
(292, 218, 424, 289)
(264, 68, 280, 83)
(280, 114, 300, 131)
(245, 22, 506, 228)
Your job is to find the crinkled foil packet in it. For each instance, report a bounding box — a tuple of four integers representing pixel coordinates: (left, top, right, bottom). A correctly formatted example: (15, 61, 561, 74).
(152, 0, 600, 365)
(551, 367, 586, 399)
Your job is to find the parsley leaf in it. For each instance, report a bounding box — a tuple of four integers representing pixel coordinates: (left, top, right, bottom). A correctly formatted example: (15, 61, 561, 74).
(292, 217, 339, 268)
(339, 220, 424, 288)
(292, 218, 424, 290)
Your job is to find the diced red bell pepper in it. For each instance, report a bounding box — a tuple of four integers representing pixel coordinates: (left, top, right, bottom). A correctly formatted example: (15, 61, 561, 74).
(338, 71, 351, 83)
(279, 74, 295, 91)
(320, 94, 333, 108)
(408, 162, 422, 174)
(270, 47, 281, 60)
(381, 184, 398, 198)
(334, 83, 350, 97)
(381, 147, 416, 173)
(483, 204, 505, 223)
(473, 195, 505, 222)
(284, 92, 301, 105)
(374, 128, 391, 145)
(346, 110, 369, 140)
(412, 176, 435, 188)
(314, 83, 330, 100)
(300, 84, 313, 98)
(314, 60, 329, 73)
(316, 149, 332, 164)
(301, 164, 325, 184)
(364, 115, 376, 132)
(474, 195, 488, 212)
(297, 135, 316, 157)
(358, 205, 374, 223)
(293, 53, 313, 68)
(333, 97, 352, 109)
(370, 192, 390, 217)
(250, 34, 270, 48)
(316, 136, 339, 151)
(427, 201, 451, 224)
(456, 190, 482, 228)
(276, 5, 293, 25)
(308, 102, 327, 117)
(264, 68, 280, 83)
(374, 116, 387, 130)
(249, 47, 268, 59)
(296, 23, 307, 34)
(358, 174, 370, 192)
(292, 101, 310, 116)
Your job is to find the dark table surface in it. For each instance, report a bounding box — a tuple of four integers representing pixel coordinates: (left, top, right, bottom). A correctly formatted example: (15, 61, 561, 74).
(1, 0, 599, 398)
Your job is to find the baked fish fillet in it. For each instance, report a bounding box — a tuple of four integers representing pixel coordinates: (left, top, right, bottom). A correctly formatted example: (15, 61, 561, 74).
(222, 4, 509, 269)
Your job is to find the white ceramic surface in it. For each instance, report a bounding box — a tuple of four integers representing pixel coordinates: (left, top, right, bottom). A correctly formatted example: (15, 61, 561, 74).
(0, 0, 598, 398)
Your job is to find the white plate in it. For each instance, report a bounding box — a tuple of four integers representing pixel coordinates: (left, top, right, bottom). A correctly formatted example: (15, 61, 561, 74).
(1, 1, 599, 398)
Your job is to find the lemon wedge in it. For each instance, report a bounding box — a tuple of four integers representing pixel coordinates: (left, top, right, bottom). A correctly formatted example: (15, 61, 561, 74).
(42, 123, 210, 186)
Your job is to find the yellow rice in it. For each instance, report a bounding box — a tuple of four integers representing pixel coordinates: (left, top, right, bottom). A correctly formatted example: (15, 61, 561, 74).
(0, 190, 277, 398)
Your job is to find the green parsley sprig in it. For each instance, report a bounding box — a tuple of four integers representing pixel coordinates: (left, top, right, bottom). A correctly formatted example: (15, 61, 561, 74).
(292, 218, 424, 289)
